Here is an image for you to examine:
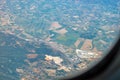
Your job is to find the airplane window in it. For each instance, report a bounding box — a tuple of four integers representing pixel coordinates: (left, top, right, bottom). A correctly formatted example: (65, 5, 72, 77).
(0, 0, 120, 80)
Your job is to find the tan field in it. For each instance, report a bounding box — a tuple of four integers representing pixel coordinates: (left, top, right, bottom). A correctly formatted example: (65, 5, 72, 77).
(0, 17, 11, 26)
(26, 54, 38, 59)
(74, 38, 81, 48)
(45, 69, 56, 76)
(55, 28, 68, 35)
(81, 39, 93, 51)
(49, 21, 62, 30)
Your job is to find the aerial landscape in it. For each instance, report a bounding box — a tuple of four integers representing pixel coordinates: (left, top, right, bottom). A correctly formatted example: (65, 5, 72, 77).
(0, 0, 120, 80)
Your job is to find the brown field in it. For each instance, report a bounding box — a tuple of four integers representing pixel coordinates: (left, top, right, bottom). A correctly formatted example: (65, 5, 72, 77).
(0, 17, 10, 26)
(80, 39, 93, 51)
(49, 21, 62, 30)
(26, 54, 38, 59)
(74, 38, 81, 48)
(55, 28, 68, 35)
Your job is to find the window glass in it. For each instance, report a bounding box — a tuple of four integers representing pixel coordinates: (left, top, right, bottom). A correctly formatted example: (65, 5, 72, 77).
(0, 0, 120, 80)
